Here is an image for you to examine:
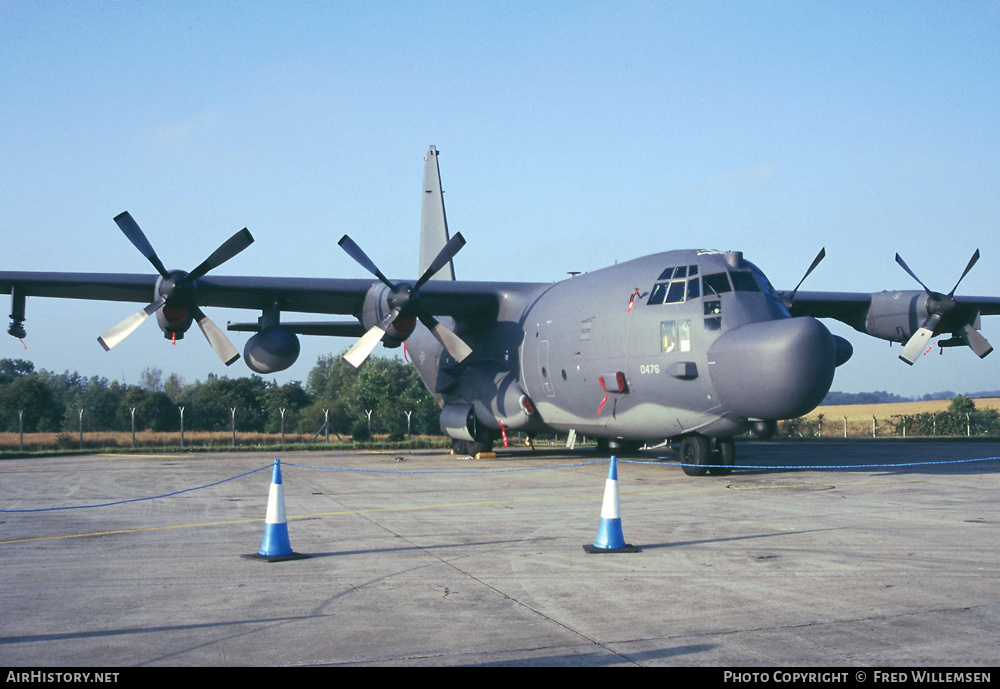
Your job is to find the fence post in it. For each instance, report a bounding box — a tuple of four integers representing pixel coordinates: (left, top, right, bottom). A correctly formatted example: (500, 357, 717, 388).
(843, 415, 847, 438)
(18, 410, 23, 452)
(79, 409, 84, 450)
(280, 408, 286, 445)
(130, 407, 136, 448)
(967, 412, 971, 437)
(179, 407, 185, 448)
(872, 415, 876, 438)
(231, 407, 237, 446)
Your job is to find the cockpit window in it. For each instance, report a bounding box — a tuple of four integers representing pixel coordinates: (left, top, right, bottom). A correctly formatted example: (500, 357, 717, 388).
(647, 282, 667, 305)
(730, 271, 761, 292)
(687, 277, 700, 300)
(664, 281, 685, 303)
(702, 272, 732, 295)
(657, 264, 698, 281)
(648, 265, 700, 306)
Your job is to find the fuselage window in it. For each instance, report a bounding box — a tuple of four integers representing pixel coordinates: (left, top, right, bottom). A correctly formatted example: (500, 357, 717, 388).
(661, 319, 692, 353)
(678, 319, 692, 352)
(661, 320, 677, 352)
(703, 272, 732, 295)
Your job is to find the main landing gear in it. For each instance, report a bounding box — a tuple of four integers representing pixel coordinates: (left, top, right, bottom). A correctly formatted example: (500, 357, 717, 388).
(451, 436, 495, 457)
(679, 435, 735, 477)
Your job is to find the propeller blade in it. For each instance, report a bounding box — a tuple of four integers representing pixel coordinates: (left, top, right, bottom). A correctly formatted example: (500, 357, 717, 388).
(963, 324, 993, 359)
(192, 306, 240, 366)
(343, 307, 403, 368)
(343, 326, 390, 368)
(187, 228, 254, 282)
(895, 253, 934, 295)
(414, 233, 466, 291)
(787, 247, 826, 305)
(898, 313, 942, 365)
(899, 327, 934, 365)
(97, 296, 166, 351)
(338, 235, 396, 290)
(431, 322, 473, 362)
(416, 310, 472, 362)
(114, 212, 170, 279)
(948, 249, 980, 297)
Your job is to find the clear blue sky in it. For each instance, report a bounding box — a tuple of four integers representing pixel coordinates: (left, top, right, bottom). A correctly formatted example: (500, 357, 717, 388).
(2, 1, 998, 397)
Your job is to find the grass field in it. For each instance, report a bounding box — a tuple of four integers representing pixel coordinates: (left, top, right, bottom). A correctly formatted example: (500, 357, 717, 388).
(806, 397, 1000, 419)
(0, 431, 451, 456)
(794, 397, 1000, 437)
(3, 398, 999, 454)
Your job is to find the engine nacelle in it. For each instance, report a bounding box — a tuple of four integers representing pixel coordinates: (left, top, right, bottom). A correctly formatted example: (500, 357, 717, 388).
(443, 362, 538, 434)
(361, 283, 417, 348)
(243, 326, 301, 374)
(858, 290, 929, 343)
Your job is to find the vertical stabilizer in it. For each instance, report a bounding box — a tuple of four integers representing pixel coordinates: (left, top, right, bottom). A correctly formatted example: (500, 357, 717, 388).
(419, 146, 455, 280)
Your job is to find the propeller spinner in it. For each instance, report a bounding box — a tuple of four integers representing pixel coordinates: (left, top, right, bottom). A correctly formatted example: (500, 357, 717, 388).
(97, 212, 253, 366)
(338, 232, 473, 368)
(895, 249, 992, 364)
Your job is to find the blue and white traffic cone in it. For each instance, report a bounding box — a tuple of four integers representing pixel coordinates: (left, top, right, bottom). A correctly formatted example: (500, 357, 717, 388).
(246, 459, 309, 562)
(584, 456, 638, 553)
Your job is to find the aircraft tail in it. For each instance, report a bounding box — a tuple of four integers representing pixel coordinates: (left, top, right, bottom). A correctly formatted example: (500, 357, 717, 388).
(419, 146, 455, 280)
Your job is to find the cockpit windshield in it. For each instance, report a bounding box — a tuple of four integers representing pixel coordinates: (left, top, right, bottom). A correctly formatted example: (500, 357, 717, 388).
(647, 261, 787, 316)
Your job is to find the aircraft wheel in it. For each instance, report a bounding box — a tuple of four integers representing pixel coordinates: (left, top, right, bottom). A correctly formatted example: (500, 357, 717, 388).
(708, 439, 735, 476)
(679, 435, 710, 476)
(468, 439, 494, 455)
(453, 438, 495, 456)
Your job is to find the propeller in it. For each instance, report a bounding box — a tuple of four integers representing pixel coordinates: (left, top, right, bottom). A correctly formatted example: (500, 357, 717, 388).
(895, 249, 992, 364)
(783, 247, 826, 310)
(338, 233, 473, 368)
(97, 212, 253, 366)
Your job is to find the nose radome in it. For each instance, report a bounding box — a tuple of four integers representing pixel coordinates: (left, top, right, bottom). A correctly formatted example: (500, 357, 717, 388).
(707, 317, 837, 421)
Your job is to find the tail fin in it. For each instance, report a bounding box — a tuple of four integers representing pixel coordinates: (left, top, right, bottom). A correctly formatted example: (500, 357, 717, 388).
(419, 146, 455, 281)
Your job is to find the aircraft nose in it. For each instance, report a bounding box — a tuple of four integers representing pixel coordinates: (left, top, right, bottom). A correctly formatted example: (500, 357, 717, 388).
(707, 317, 837, 420)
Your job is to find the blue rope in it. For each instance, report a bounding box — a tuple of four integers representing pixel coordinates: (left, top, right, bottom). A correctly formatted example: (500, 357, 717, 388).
(4, 455, 998, 514)
(644, 455, 1000, 471)
(1, 465, 272, 513)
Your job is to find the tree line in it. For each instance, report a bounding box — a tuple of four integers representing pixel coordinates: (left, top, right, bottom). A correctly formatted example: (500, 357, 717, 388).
(0, 352, 441, 441)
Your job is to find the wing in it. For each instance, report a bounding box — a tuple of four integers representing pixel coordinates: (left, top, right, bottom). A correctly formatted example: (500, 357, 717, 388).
(786, 289, 1000, 362)
(0, 270, 535, 333)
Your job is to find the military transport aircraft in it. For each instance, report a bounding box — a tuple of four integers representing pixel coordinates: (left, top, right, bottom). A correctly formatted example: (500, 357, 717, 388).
(2, 147, 999, 476)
